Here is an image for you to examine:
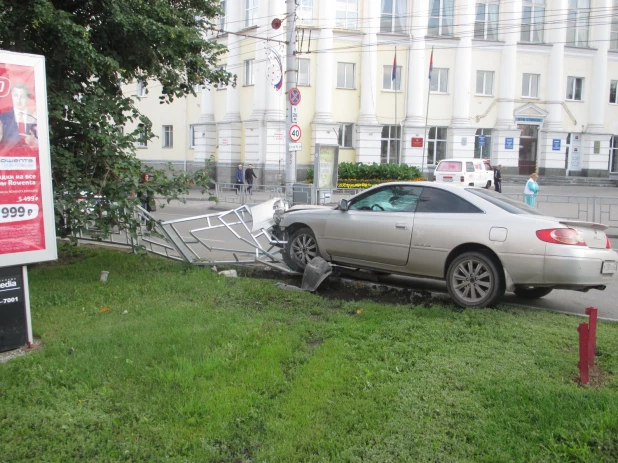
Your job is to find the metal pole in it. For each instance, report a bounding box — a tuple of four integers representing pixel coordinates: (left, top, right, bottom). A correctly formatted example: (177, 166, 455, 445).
(285, 0, 297, 203)
(421, 46, 434, 178)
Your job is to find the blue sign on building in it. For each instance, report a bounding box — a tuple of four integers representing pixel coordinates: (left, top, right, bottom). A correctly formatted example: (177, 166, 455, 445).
(478, 135, 486, 147)
(505, 137, 514, 149)
(552, 139, 561, 151)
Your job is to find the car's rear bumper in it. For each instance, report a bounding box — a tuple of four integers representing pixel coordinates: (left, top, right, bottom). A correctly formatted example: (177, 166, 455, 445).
(542, 247, 618, 286)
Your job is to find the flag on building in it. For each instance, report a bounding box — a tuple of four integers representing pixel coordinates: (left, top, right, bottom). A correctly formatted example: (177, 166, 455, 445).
(428, 48, 434, 80)
(392, 53, 397, 81)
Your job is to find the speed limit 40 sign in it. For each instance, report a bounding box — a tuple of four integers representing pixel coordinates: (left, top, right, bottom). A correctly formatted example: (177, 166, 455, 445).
(289, 124, 302, 142)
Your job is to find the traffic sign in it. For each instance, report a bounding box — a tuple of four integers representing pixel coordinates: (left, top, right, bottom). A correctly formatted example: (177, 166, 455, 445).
(289, 142, 302, 152)
(289, 124, 302, 142)
(288, 87, 301, 105)
(291, 106, 298, 123)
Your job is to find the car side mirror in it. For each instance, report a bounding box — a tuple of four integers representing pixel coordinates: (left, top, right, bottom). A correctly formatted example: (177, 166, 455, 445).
(338, 199, 349, 211)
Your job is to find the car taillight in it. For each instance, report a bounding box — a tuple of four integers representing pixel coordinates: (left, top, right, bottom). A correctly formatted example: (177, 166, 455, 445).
(536, 228, 586, 246)
(607, 236, 612, 249)
(460, 176, 464, 182)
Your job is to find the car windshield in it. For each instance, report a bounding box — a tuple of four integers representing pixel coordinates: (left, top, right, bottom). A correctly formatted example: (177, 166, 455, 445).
(436, 161, 462, 172)
(466, 188, 547, 215)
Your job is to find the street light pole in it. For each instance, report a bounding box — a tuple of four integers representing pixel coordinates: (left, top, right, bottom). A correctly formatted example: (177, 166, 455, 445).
(285, 0, 297, 203)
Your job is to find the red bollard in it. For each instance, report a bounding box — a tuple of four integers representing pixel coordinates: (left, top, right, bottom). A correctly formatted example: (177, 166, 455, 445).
(585, 307, 598, 368)
(578, 323, 590, 385)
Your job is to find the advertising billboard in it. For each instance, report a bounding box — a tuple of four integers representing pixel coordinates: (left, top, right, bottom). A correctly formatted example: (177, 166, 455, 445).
(0, 51, 56, 268)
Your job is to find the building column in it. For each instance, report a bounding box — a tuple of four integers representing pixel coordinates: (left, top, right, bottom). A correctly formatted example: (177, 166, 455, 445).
(581, 0, 612, 177)
(311, 11, 339, 157)
(245, 0, 270, 171)
(402, 0, 428, 170)
(217, 4, 242, 182)
(262, 0, 288, 184)
(355, 0, 381, 164)
(491, 0, 522, 174)
(448, 0, 476, 158)
(538, 0, 568, 176)
(192, 87, 216, 167)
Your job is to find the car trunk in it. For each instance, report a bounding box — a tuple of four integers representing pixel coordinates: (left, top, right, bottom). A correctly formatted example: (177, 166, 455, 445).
(560, 220, 609, 249)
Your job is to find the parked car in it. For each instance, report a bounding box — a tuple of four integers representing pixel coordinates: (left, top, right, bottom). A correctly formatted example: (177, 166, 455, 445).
(271, 182, 618, 307)
(434, 158, 493, 188)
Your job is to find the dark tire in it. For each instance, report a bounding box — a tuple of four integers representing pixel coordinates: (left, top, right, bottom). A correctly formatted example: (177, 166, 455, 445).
(283, 227, 319, 272)
(513, 286, 553, 299)
(485, 180, 492, 189)
(446, 251, 505, 307)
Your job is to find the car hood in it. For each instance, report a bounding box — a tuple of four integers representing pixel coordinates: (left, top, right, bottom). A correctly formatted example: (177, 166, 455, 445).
(287, 204, 336, 213)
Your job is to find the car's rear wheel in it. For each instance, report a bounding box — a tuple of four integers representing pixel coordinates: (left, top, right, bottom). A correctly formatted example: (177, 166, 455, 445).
(446, 251, 505, 307)
(513, 286, 553, 299)
(283, 227, 319, 272)
(485, 180, 492, 189)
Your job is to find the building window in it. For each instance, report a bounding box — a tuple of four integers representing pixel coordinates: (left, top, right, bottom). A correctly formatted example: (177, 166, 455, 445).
(522, 73, 540, 98)
(297, 0, 313, 25)
(244, 59, 255, 86)
(474, 1, 499, 40)
(521, 0, 544, 42)
(337, 62, 355, 89)
(338, 123, 354, 148)
(383, 65, 402, 91)
(474, 129, 492, 159)
(216, 65, 227, 90)
(476, 71, 494, 96)
(430, 68, 448, 94)
(190, 125, 197, 148)
(218, 0, 226, 30)
(298, 58, 310, 86)
(381, 0, 407, 33)
(381, 126, 401, 164)
(428, 0, 454, 36)
(245, 0, 258, 28)
(611, 80, 618, 104)
(566, 0, 590, 47)
(335, 0, 358, 29)
(609, 0, 618, 50)
(610, 136, 618, 172)
(137, 125, 147, 148)
(566, 76, 583, 101)
(427, 127, 447, 165)
(137, 81, 147, 97)
(162, 125, 173, 148)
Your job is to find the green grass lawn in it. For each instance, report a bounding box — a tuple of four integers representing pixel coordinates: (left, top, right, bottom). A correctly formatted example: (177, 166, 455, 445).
(1, 246, 617, 462)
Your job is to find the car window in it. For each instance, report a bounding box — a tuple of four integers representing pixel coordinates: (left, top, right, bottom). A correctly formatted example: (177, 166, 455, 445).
(483, 162, 493, 171)
(349, 185, 423, 212)
(466, 188, 547, 215)
(466, 162, 475, 172)
(436, 161, 462, 172)
(416, 187, 483, 213)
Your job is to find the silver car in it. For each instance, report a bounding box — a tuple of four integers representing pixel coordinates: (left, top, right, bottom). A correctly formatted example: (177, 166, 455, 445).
(272, 182, 618, 307)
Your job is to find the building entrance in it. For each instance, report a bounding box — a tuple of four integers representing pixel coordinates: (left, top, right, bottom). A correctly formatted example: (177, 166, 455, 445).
(518, 124, 538, 175)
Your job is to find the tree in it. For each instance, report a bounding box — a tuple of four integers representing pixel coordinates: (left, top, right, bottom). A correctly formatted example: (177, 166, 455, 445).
(0, 0, 232, 239)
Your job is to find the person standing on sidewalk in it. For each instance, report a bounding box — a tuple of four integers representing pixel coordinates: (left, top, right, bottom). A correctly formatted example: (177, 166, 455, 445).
(244, 163, 257, 194)
(494, 165, 502, 193)
(235, 164, 244, 195)
(524, 172, 540, 206)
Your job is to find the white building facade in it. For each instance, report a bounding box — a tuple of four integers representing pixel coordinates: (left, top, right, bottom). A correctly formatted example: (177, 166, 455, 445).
(129, 0, 618, 182)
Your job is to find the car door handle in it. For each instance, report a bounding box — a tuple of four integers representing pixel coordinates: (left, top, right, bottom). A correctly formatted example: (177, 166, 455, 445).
(395, 223, 408, 230)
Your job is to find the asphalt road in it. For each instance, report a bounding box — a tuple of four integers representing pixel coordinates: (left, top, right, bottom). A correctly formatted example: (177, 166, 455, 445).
(151, 185, 618, 322)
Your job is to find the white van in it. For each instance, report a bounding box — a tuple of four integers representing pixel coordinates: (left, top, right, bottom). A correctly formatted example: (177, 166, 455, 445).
(433, 158, 494, 188)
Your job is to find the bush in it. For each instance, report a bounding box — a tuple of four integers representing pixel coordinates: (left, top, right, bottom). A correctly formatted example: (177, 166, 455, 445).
(305, 162, 422, 184)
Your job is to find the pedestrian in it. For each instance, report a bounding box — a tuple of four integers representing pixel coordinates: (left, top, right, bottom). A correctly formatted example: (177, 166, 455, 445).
(235, 164, 244, 194)
(524, 172, 540, 207)
(494, 164, 502, 193)
(244, 163, 257, 194)
(137, 173, 153, 212)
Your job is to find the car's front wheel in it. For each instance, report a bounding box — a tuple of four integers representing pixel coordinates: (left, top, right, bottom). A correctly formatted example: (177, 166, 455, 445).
(446, 251, 505, 307)
(283, 227, 319, 272)
(513, 286, 553, 299)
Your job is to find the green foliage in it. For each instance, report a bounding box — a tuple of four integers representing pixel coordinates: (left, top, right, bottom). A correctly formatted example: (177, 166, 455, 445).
(1, 247, 618, 461)
(0, 0, 231, 239)
(306, 162, 422, 183)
